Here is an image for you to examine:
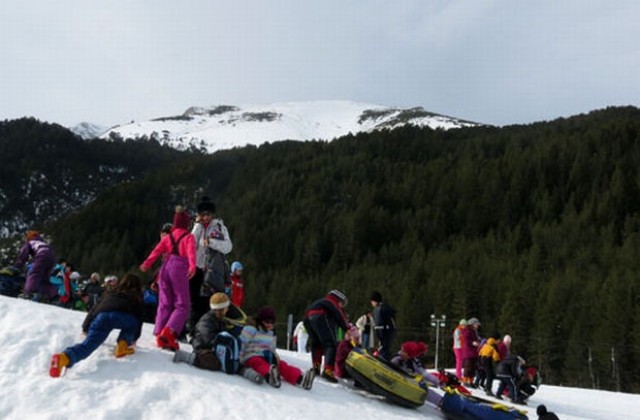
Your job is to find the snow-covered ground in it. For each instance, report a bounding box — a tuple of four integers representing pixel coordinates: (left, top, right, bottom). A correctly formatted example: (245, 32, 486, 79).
(1, 295, 638, 419)
(98, 100, 479, 153)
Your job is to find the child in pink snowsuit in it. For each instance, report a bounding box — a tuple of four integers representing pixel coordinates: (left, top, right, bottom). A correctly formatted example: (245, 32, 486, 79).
(141, 206, 196, 351)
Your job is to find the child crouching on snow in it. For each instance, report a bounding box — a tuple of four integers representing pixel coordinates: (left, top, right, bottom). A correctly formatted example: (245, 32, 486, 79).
(334, 325, 361, 379)
(391, 341, 442, 388)
(239, 306, 316, 389)
(49, 273, 144, 377)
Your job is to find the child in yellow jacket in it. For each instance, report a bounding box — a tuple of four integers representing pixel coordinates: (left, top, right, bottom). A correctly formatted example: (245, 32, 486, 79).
(478, 334, 502, 396)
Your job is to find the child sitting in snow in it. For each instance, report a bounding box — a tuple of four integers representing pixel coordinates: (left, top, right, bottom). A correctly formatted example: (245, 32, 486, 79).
(239, 306, 316, 389)
(49, 273, 145, 377)
(334, 325, 361, 379)
(391, 341, 442, 388)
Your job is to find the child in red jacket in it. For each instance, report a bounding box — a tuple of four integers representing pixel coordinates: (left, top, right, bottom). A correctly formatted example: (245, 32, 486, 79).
(334, 326, 360, 378)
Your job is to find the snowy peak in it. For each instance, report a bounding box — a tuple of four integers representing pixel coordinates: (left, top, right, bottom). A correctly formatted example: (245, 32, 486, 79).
(101, 101, 481, 153)
(69, 122, 108, 139)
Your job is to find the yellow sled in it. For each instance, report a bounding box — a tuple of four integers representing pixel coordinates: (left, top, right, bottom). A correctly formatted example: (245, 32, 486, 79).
(345, 347, 427, 408)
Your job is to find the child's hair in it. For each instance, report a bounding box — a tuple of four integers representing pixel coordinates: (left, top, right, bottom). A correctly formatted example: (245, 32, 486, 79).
(26, 230, 40, 240)
(114, 273, 143, 299)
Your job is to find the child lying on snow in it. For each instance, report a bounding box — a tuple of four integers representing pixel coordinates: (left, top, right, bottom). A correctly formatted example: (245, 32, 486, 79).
(49, 273, 144, 377)
(390, 341, 443, 388)
(239, 306, 316, 389)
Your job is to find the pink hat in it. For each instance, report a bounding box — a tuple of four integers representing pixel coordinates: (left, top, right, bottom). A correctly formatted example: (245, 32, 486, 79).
(173, 205, 191, 230)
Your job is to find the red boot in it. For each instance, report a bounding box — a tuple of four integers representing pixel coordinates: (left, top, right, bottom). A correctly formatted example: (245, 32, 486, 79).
(157, 327, 179, 351)
(50, 353, 70, 378)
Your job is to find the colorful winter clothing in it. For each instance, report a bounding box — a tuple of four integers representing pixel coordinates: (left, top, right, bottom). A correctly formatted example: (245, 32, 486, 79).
(230, 271, 244, 307)
(304, 291, 350, 375)
(189, 210, 233, 333)
(461, 322, 481, 385)
(452, 320, 467, 379)
(141, 226, 196, 339)
(239, 322, 307, 387)
(62, 286, 144, 370)
(14, 233, 57, 299)
(478, 337, 501, 394)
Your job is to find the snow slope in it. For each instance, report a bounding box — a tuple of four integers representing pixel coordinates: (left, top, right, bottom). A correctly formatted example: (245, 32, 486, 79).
(99, 101, 480, 154)
(1, 295, 638, 420)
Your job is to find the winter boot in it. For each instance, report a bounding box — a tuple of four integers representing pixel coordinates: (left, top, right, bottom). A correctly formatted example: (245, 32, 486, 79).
(300, 368, 316, 390)
(267, 365, 281, 388)
(114, 340, 135, 358)
(240, 367, 264, 384)
(172, 349, 196, 365)
(49, 353, 70, 378)
(157, 327, 179, 351)
(321, 367, 338, 383)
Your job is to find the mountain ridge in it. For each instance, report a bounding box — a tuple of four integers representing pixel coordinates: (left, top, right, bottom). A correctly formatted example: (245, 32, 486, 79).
(96, 100, 482, 153)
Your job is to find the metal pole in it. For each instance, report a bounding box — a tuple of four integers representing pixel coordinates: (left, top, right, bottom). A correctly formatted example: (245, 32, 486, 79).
(431, 314, 447, 370)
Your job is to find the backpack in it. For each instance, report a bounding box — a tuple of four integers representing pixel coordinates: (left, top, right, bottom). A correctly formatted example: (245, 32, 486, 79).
(212, 331, 241, 374)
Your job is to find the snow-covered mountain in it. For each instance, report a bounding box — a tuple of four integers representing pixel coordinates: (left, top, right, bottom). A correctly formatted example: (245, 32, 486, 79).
(69, 122, 108, 139)
(101, 101, 481, 154)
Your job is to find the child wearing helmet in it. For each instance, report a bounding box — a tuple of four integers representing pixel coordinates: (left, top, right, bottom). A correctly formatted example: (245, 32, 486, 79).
(303, 290, 350, 382)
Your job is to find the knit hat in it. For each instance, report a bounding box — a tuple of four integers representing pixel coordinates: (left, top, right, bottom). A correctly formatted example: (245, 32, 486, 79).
(196, 196, 216, 214)
(459, 319, 468, 326)
(536, 405, 548, 416)
(172, 205, 191, 230)
(503, 334, 512, 345)
(104, 275, 117, 284)
(467, 317, 481, 326)
(328, 289, 348, 305)
(401, 341, 420, 359)
(231, 261, 244, 273)
(256, 306, 276, 323)
(209, 292, 230, 310)
(370, 291, 383, 303)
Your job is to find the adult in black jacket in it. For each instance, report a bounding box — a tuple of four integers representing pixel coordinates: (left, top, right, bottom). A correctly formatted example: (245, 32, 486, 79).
(173, 292, 237, 371)
(495, 354, 524, 403)
(536, 404, 560, 420)
(303, 290, 350, 382)
(370, 291, 396, 361)
(50, 273, 144, 377)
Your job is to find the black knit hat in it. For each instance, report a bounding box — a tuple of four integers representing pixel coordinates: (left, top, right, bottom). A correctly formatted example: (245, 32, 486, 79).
(196, 196, 216, 214)
(370, 291, 383, 303)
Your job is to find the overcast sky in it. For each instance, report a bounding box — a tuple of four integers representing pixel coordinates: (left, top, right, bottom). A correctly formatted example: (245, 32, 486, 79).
(1, 1, 638, 128)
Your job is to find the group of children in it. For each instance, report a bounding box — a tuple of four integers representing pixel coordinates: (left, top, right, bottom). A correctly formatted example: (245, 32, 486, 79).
(453, 318, 541, 405)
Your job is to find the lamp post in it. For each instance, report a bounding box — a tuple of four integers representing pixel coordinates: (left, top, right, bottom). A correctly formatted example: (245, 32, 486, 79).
(430, 314, 447, 370)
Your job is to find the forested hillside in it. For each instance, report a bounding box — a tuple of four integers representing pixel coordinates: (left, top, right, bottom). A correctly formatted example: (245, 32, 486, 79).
(16, 107, 640, 392)
(0, 117, 190, 245)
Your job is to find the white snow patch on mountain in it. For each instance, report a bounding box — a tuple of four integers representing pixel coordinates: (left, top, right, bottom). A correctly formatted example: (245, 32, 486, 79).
(101, 101, 481, 154)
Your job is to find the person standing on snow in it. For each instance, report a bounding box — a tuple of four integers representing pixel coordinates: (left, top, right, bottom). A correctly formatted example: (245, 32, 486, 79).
(140, 205, 196, 352)
(14, 230, 58, 301)
(229, 261, 244, 307)
(189, 196, 233, 333)
(370, 291, 396, 361)
(452, 319, 467, 379)
(304, 290, 350, 382)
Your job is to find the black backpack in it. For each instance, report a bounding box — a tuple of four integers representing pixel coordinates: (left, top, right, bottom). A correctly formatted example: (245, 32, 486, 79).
(212, 331, 241, 374)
